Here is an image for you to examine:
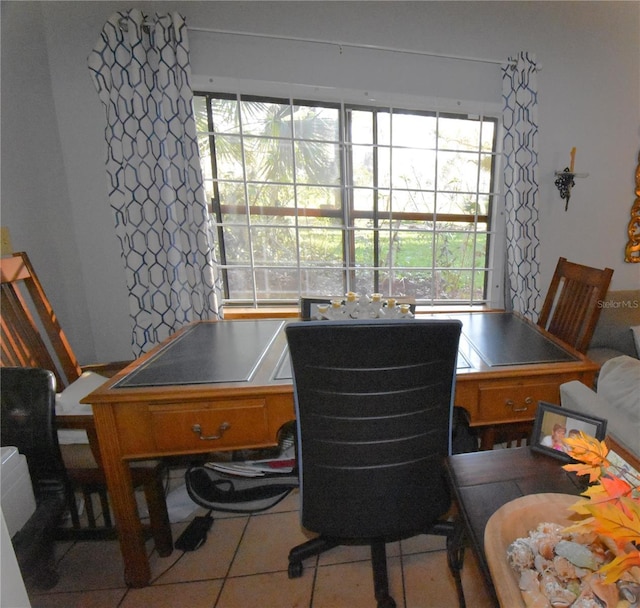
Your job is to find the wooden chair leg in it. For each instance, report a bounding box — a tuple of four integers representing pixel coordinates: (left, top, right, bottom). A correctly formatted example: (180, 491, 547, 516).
(98, 489, 112, 527)
(83, 491, 97, 527)
(479, 427, 495, 450)
(65, 488, 82, 528)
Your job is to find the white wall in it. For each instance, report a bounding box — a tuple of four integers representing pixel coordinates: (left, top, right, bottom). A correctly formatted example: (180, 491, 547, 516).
(2, 1, 638, 363)
(1, 509, 31, 608)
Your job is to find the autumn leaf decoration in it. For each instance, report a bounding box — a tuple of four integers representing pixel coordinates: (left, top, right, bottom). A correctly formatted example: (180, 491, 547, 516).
(562, 431, 640, 583)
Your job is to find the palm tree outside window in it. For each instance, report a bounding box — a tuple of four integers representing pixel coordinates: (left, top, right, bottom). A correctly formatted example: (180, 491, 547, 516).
(194, 92, 499, 307)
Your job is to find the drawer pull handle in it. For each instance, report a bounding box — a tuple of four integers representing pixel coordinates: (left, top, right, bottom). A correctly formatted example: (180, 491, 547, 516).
(192, 422, 231, 441)
(506, 399, 530, 412)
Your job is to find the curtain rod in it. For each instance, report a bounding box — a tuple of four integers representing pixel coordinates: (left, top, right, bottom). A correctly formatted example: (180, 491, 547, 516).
(188, 26, 516, 67)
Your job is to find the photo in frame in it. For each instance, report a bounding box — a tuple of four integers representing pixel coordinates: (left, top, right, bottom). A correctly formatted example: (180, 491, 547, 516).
(531, 402, 608, 462)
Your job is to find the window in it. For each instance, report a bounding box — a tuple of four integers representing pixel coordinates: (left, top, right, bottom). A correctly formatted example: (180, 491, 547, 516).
(194, 92, 499, 306)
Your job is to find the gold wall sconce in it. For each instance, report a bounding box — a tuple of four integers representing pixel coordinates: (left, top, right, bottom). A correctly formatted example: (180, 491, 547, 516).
(554, 147, 588, 211)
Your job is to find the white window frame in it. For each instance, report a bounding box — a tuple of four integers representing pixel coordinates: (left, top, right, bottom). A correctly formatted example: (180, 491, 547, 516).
(192, 75, 505, 310)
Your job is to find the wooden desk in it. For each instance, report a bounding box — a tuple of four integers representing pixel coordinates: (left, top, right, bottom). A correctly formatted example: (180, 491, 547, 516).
(446, 448, 585, 605)
(83, 313, 598, 587)
(84, 319, 295, 587)
(443, 312, 598, 447)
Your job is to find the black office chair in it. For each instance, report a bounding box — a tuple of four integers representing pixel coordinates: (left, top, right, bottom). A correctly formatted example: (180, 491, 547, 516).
(285, 319, 466, 608)
(1, 367, 69, 589)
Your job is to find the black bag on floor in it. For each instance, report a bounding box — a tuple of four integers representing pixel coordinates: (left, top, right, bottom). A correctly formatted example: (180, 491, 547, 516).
(185, 466, 299, 513)
(186, 409, 474, 514)
(185, 420, 298, 513)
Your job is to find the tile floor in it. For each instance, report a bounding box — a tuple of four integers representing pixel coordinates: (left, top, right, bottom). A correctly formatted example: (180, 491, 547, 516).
(25, 467, 496, 608)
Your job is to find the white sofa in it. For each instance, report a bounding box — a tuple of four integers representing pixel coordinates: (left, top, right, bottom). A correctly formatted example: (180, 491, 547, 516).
(560, 355, 640, 459)
(587, 289, 640, 365)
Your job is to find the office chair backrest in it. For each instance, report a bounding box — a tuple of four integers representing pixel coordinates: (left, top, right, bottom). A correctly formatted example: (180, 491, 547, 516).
(285, 319, 462, 540)
(1, 367, 68, 499)
(537, 257, 613, 353)
(1, 252, 82, 389)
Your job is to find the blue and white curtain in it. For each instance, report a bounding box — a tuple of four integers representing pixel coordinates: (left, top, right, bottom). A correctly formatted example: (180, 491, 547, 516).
(88, 9, 222, 357)
(501, 51, 541, 321)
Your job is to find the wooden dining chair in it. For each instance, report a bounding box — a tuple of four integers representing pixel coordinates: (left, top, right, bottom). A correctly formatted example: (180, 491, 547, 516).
(0, 251, 172, 553)
(478, 258, 612, 451)
(537, 257, 613, 354)
(478, 420, 534, 450)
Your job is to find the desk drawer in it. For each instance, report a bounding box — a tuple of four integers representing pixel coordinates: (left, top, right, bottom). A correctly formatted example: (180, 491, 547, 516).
(149, 399, 270, 451)
(476, 381, 560, 424)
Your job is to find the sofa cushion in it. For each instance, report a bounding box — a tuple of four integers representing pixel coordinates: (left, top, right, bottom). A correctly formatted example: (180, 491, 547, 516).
(596, 355, 640, 451)
(586, 347, 627, 367)
(589, 290, 640, 358)
(632, 324, 640, 358)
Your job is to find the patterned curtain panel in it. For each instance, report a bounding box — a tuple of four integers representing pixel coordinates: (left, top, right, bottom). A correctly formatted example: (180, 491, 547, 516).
(501, 52, 541, 321)
(88, 9, 222, 357)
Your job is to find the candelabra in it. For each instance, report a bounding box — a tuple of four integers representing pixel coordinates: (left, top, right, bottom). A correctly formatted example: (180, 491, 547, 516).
(312, 293, 414, 320)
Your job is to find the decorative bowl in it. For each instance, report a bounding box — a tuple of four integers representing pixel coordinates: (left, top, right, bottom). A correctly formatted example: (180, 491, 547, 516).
(484, 493, 580, 608)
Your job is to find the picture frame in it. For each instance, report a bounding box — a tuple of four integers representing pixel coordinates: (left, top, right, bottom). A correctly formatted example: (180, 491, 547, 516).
(605, 434, 640, 479)
(531, 401, 607, 462)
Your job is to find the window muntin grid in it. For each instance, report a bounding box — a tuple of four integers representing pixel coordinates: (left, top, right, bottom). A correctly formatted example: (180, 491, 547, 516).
(194, 93, 498, 306)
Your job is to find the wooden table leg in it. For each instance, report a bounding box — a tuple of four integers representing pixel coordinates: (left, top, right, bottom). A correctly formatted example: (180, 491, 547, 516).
(92, 404, 151, 587)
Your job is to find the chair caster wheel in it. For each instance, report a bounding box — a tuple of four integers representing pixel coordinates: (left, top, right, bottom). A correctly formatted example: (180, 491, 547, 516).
(377, 596, 396, 608)
(288, 561, 303, 578)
